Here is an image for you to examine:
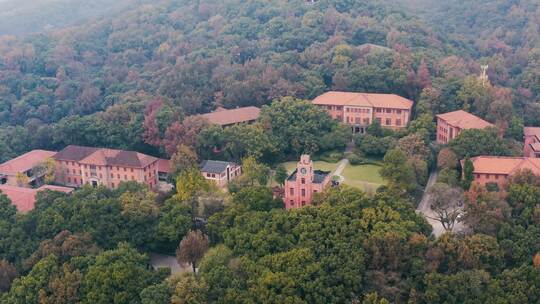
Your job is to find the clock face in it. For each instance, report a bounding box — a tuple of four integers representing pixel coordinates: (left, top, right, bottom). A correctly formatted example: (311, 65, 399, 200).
(300, 168, 307, 174)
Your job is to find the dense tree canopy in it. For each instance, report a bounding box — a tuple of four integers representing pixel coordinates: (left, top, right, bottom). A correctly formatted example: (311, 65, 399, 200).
(0, 0, 539, 302)
(0, 0, 537, 163)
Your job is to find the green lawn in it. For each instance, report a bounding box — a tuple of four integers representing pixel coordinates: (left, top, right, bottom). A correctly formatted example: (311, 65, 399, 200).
(341, 163, 386, 193)
(279, 160, 385, 193)
(342, 164, 385, 184)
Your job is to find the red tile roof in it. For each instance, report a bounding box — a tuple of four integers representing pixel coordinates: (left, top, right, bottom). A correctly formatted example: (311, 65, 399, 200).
(524, 127, 540, 139)
(157, 159, 171, 173)
(312, 91, 414, 109)
(198, 106, 260, 126)
(470, 156, 540, 176)
(0, 150, 56, 176)
(437, 110, 493, 130)
(54, 145, 158, 168)
(0, 184, 73, 212)
(53, 145, 99, 162)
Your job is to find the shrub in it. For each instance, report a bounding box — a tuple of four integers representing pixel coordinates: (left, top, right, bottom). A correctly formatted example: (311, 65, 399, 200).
(348, 153, 365, 165)
(486, 182, 500, 192)
(438, 168, 459, 187)
(314, 150, 343, 163)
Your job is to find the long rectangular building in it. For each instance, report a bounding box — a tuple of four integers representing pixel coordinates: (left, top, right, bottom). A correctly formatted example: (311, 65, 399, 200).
(53, 145, 159, 189)
(467, 156, 540, 189)
(313, 91, 413, 133)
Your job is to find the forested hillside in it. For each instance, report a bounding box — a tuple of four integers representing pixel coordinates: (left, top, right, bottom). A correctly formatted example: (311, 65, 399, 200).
(0, 1, 540, 303)
(3, 0, 537, 162)
(0, 0, 152, 35)
(399, 0, 539, 97)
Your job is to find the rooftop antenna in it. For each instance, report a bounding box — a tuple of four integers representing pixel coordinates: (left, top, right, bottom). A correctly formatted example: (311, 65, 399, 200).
(480, 65, 489, 87)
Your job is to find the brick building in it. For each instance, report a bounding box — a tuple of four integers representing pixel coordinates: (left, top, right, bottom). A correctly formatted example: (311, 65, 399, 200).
(466, 156, 540, 189)
(312, 91, 413, 133)
(53, 145, 159, 189)
(284, 155, 331, 209)
(436, 110, 493, 144)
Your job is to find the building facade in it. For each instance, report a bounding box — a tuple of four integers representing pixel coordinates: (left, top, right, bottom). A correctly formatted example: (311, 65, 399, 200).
(53, 145, 159, 189)
(284, 155, 331, 209)
(312, 91, 413, 133)
(467, 156, 540, 189)
(200, 160, 242, 187)
(436, 110, 493, 144)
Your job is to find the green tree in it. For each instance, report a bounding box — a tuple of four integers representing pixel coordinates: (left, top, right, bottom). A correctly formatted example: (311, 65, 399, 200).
(450, 128, 512, 159)
(171, 144, 198, 175)
(274, 164, 288, 186)
(438, 168, 459, 187)
(171, 273, 209, 304)
(397, 133, 431, 161)
(259, 97, 347, 157)
(380, 149, 416, 193)
(232, 186, 283, 211)
(408, 113, 436, 140)
(41, 264, 83, 304)
(222, 124, 278, 162)
(362, 292, 391, 304)
(175, 168, 211, 203)
(140, 281, 173, 304)
(119, 188, 160, 249)
(424, 270, 491, 304)
(156, 199, 192, 253)
(462, 156, 474, 190)
(3, 255, 60, 304)
(356, 134, 396, 157)
(239, 156, 270, 186)
(82, 243, 168, 304)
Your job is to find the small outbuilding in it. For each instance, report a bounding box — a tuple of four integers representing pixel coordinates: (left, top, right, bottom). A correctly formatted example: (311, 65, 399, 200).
(200, 160, 242, 187)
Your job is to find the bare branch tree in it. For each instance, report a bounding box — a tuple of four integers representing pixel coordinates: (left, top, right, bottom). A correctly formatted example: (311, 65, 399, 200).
(428, 183, 464, 231)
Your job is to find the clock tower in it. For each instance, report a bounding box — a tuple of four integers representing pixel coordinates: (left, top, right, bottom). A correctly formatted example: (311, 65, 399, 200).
(284, 154, 331, 209)
(297, 154, 314, 182)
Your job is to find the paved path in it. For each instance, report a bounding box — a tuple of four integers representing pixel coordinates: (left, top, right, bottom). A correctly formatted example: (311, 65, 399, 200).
(418, 171, 438, 212)
(150, 253, 192, 275)
(416, 171, 466, 237)
(333, 158, 349, 178)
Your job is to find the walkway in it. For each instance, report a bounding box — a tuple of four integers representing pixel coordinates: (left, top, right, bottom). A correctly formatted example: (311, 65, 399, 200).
(332, 158, 349, 182)
(332, 142, 355, 182)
